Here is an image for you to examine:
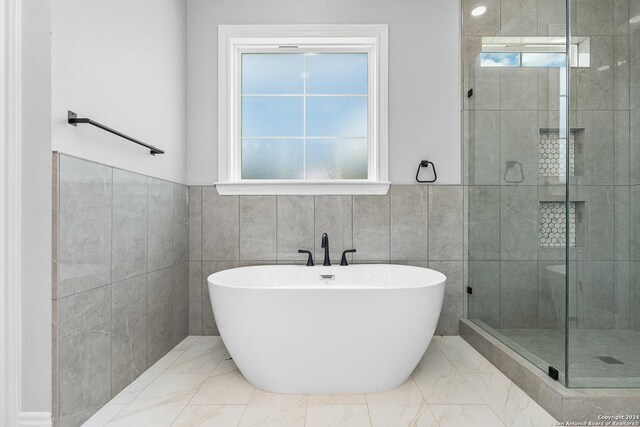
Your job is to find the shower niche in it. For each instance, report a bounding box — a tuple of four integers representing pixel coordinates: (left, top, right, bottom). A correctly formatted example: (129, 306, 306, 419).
(537, 128, 586, 249)
(538, 201, 585, 248)
(538, 128, 585, 184)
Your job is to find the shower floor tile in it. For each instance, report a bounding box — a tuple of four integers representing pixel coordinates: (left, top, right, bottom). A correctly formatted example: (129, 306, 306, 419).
(497, 328, 640, 387)
(83, 335, 556, 427)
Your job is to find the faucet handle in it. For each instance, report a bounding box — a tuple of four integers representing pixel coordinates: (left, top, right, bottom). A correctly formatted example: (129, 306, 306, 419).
(298, 249, 315, 266)
(340, 249, 357, 266)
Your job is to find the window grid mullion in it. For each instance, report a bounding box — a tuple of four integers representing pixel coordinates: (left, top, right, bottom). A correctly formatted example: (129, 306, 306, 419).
(303, 53, 307, 180)
(240, 51, 371, 180)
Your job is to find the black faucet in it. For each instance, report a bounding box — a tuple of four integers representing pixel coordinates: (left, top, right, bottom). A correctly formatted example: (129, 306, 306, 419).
(340, 249, 356, 266)
(297, 249, 314, 266)
(321, 233, 331, 266)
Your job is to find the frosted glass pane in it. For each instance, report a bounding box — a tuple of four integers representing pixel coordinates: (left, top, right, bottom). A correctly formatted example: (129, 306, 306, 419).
(306, 53, 368, 94)
(242, 54, 304, 94)
(306, 96, 367, 137)
(306, 139, 368, 179)
(522, 53, 567, 67)
(481, 52, 520, 67)
(242, 96, 303, 137)
(241, 139, 304, 179)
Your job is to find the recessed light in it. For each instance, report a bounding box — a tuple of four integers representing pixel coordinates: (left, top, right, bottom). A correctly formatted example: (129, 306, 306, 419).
(471, 6, 487, 16)
(598, 65, 610, 71)
(630, 15, 640, 24)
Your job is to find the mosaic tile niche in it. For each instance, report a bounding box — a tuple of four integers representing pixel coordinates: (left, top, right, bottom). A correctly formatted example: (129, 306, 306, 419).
(538, 131, 575, 177)
(539, 201, 577, 247)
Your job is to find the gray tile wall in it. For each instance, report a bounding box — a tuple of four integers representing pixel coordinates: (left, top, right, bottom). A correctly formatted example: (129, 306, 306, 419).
(189, 185, 465, 337)
(52, 154, 189, 427)
(463, 0, 638, 331)
(631, 0, 640, 330)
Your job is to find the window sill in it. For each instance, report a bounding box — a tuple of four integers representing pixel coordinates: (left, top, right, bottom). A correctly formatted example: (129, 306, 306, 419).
(215, 180, 391, 196)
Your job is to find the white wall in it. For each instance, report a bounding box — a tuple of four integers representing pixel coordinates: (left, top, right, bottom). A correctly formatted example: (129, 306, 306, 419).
(21, 0, 52, 413)
(52, 0, 188, 184)
(187, 0, 461, 185)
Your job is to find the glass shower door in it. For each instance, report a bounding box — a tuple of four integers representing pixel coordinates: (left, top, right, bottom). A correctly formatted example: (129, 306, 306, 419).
(565, 0, 640, 388)
(465, 0, 570, 385)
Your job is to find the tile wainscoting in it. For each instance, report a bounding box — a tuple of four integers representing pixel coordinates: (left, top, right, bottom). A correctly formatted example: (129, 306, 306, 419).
(51, 154, 467, 426)
(187, 185, 465, 337)
(52, 153, 189, 427)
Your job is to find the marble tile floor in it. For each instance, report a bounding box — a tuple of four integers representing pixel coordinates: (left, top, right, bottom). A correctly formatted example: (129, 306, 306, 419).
(83, 335, 556, 427)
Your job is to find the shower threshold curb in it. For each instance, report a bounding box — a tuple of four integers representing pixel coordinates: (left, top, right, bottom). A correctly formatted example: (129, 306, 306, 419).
(459, 319, 640, 422)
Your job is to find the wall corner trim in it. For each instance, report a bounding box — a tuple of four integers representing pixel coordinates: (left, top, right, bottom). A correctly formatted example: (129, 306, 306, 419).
(1, 0, 23, 425)
(17, 413, 53, 427)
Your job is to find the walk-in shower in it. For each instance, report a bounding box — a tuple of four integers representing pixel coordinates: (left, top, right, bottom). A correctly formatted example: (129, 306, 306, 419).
(465, 0, 640, 387)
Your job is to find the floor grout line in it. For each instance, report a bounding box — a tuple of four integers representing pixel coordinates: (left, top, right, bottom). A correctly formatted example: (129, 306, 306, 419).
(161, 338, 216, 426)
(97, 402, 128, 426)
(237, 387, 256, 427)
(409, 375, 442, 427)
(303, 392, 309, 427)
(459, 370, 507, 424)
(363, 393, 374, 427)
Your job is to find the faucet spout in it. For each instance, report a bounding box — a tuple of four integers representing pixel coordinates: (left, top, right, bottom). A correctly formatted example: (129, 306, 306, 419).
(321, 233, 331, 266)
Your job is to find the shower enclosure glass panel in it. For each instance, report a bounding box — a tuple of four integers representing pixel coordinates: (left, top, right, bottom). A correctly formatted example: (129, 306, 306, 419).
(466, 0, 640, 388)
(566, 0, 640, 388)
(465, 0, 570, 385)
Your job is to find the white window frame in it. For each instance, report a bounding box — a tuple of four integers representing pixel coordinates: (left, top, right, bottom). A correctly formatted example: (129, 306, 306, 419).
(216, 24, 389, 195)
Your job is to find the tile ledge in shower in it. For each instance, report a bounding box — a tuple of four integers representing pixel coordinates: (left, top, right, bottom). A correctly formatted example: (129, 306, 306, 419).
(460, 319, 640, 422)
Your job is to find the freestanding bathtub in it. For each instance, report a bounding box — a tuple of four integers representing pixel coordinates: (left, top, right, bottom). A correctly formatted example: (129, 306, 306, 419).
(207, 264, 446, 394)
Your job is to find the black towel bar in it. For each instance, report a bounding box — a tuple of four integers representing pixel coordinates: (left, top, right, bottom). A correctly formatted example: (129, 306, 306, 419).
(67, 110, 164, 156)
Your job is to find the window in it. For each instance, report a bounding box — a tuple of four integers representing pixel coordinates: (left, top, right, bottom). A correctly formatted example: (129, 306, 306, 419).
(241, 53, 368, 180)
(480, 37, 590, 68)
(217, 25, 389, 195)
(481, 52, 567, 67)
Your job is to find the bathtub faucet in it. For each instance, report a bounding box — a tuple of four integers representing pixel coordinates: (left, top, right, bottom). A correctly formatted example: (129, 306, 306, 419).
(297, 249, 314, 266)
(321, 233, 331, 266)
(340, 249, 356, 266)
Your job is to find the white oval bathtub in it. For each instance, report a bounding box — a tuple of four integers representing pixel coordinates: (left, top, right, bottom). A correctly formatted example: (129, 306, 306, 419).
(207, 264, 446, 394)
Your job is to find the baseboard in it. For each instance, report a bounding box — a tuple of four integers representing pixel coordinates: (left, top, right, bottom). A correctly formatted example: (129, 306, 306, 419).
(17, 412, 52, 427)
